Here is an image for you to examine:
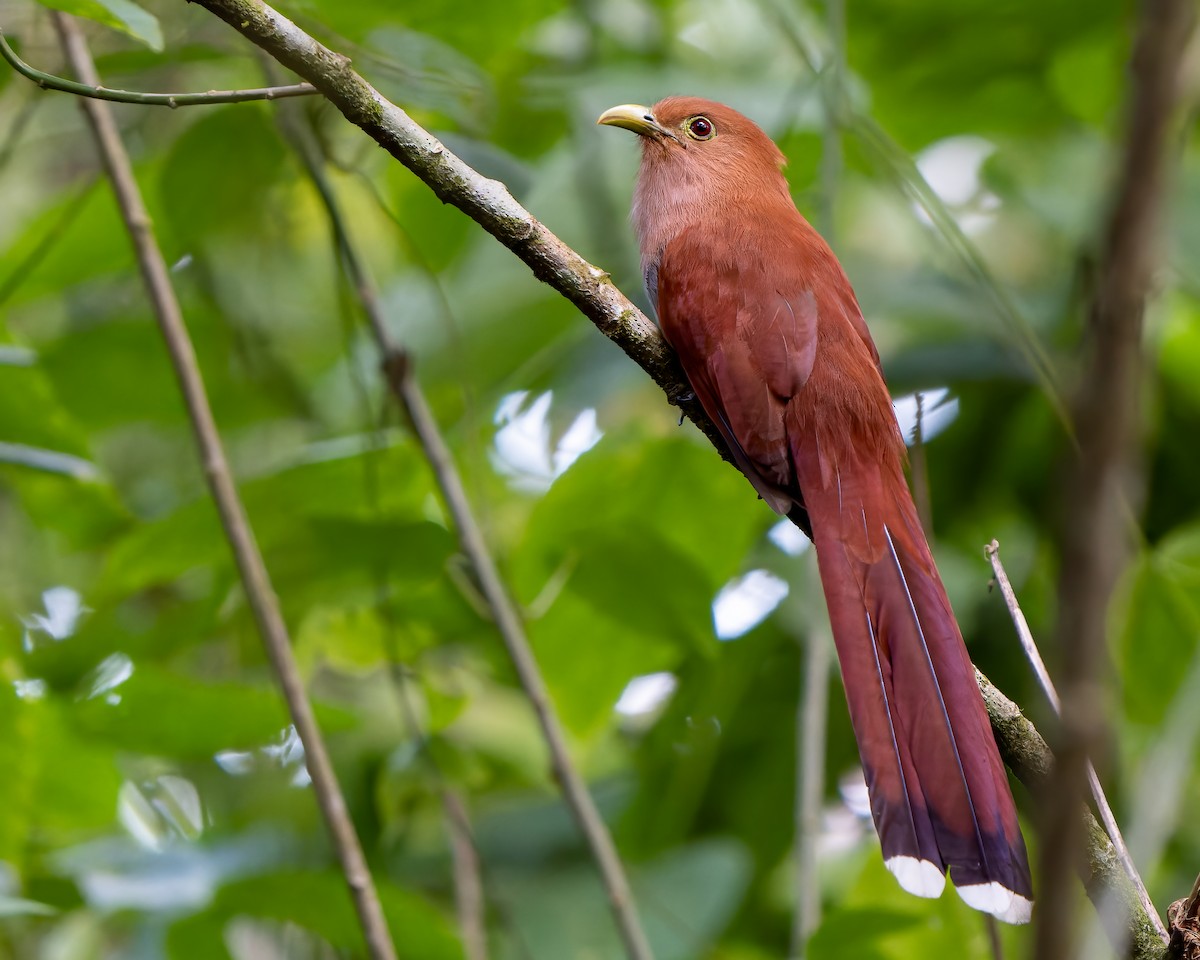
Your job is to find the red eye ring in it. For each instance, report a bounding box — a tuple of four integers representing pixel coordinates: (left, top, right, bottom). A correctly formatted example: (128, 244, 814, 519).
(687, 116, 714, 140)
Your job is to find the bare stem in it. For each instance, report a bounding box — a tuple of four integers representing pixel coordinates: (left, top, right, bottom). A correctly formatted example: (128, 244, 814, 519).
(49, 14, 397, 960)
(816, 0, 844, 245)
(443, 789, 488, 960)
(791, 621, 830, 959)
(1, 28, 315, 106)
(985, 540, 1167, 942)
(0, 440, 99, 480)
(1041, 2, 1194, 957)
(271, 98, 654, 960)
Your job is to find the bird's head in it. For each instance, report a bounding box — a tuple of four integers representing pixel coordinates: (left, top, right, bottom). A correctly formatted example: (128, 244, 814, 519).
(598, 96, 786, 180)
(597, 96, 792, 255)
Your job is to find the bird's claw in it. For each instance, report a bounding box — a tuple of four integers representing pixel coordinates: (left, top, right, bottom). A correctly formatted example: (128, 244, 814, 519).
(674, 390, 696, 425)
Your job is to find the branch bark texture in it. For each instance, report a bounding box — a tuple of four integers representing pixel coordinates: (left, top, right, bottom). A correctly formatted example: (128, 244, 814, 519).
(1043, 2, 1193, 958)
(51, 14, 397, 960)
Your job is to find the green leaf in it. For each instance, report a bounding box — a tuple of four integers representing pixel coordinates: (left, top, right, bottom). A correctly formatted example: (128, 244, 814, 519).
(807, 908, 920, 960)
(0, 692, 122, 861)
(297, 604, 392, 672)
(167, 871, 463, 960)
(35, 0, 163, 51)
(1117, 528, 1200, 726)
(99, 445, 437, 598)
(70, 664, 351, 757)
(1047, 32, 1123, 125)
(515, 433, 768, 597)
(825, 854, 1001, 959)
(523, 528, 717, 735)
(159, 107, 287, 243)
(0, 896, 58, 917)
(501, 839, 751, 959)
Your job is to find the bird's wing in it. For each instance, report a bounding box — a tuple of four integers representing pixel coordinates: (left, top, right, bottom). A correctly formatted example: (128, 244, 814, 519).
(655, 224, 818, 513)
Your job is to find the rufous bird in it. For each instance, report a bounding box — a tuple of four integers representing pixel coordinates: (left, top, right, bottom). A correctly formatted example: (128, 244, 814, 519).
(599, 97, 1032, 924)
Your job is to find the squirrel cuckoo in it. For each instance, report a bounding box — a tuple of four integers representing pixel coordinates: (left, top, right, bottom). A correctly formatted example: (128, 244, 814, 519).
(599, 97, 1032, 923)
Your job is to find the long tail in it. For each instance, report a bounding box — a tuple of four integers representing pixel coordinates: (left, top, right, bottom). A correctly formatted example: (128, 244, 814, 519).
(796, 440, 1033, 923)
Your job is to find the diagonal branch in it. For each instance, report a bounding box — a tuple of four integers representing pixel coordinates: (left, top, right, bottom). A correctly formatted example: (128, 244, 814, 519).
(0, 29, 316, 105)
(49, 13, 397, 960)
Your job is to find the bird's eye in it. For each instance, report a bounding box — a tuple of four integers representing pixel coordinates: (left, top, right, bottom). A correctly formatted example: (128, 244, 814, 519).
(685, 116, 715, 141)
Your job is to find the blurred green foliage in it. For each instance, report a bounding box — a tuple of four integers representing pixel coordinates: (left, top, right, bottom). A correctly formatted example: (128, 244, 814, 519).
(0, 0, 1198, 957)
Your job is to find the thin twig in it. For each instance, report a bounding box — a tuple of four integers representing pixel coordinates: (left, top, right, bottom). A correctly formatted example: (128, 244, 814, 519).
(49, 14, 397, 960)
(847, 113, 1072, 431)
(975, 670, 1169, 960)
(379, 631, 494, 959)
(791, 621, 829, 959)
(395, 380, 653, 960)
(984, 542, 1059, 709)
(0, 441, 100, 480)
(378, 645, 531, 960)
(270, 94, 654, 960)
(1041, 1, 1193, 957)
(402, 339, 657, 960)
(984, 916, 1004, 960)
(816, 0, 845, 246)
(1, 29, 316, 106)
(443, 789, 488, 960)
(985, 540, 1167, 941)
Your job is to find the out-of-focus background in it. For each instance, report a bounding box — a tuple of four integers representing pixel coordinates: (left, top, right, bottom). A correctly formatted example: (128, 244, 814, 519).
(1, 0, 1198, 956)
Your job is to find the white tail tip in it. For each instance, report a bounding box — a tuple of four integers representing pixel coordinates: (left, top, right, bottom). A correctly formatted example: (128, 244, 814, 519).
(885, 856, 946, 899)
(957, 881, 1033, 924)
